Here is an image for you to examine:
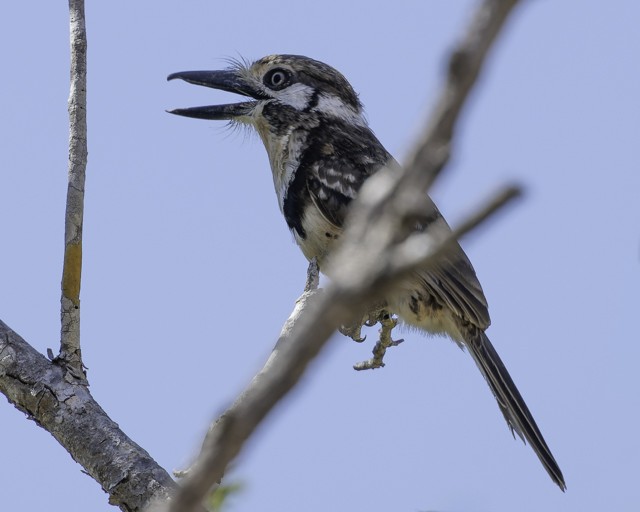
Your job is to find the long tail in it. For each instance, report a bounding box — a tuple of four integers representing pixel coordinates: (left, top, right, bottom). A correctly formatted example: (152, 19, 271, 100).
(464, 327, 566, 490)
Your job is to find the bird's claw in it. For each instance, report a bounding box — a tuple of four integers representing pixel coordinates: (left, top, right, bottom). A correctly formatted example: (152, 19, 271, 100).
(339, 323, 367, 343)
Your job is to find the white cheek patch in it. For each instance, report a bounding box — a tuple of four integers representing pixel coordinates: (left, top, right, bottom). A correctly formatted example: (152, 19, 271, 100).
(314, 93, 367, 126)
(274, 83, 314, 110)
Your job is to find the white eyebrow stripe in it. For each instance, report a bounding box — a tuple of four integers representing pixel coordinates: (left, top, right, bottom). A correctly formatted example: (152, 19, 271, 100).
(314, 93, 367, 126)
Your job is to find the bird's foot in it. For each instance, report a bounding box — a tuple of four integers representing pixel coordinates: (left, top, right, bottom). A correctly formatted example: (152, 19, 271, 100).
(352, 311, 403, 371)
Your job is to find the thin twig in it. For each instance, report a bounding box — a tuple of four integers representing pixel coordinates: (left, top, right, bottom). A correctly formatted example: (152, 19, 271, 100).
(59, 0, 88, 381)
(164, 1, 522, 510)
(405, 0, 519, 192)
(387, 185, 522, 275)
(1, 3, 185, 510)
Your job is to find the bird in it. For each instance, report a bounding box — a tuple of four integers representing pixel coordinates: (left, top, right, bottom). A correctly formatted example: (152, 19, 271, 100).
(167, 54, 565, 490)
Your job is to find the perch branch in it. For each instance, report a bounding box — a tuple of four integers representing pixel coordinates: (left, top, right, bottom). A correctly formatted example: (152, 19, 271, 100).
(165, 185, 520, 512)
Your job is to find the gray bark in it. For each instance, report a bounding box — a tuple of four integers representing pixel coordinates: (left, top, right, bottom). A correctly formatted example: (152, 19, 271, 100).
(0, 320, 176, 512)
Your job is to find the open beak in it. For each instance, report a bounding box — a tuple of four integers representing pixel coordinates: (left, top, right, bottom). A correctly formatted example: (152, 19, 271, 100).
(167, 70, 263, 120)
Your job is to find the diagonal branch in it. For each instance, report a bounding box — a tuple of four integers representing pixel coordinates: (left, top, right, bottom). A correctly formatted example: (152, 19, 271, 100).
(163, 1, 522, 510)
(59, 0, 88, 381)
(165, 185, 521, 512)
(0, 319, 179, 512)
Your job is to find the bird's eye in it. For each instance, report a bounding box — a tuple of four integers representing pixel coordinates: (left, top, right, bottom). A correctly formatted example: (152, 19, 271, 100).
(264, 68, 291, 90)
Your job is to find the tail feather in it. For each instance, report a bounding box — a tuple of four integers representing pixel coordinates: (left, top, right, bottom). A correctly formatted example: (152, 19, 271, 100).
(464, 327, 566, 491)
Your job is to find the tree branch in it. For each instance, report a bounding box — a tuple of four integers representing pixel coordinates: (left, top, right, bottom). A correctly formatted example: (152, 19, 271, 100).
(405, 0, 519, 192)
(0, 320, 178, 512)
(163, 3, 522, 509)
(59, 0, 88, 381)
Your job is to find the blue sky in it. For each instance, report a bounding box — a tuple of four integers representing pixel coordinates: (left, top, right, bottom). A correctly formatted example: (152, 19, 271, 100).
(1, 1, 639, 511)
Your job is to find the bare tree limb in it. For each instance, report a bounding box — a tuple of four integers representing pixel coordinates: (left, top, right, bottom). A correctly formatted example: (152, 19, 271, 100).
(405, 0, 519, 192)
(162, 1, 522, 510)
(385, 184, 521, 275)
(0, 320, 178, 512)
(59, 0, 88, 381)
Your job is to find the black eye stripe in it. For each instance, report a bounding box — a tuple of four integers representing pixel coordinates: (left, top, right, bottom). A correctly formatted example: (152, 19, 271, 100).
(263, 68, 292, 91)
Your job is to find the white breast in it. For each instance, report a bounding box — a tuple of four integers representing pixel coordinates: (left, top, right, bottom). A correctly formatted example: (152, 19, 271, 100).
(294, 202, 341, 267)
